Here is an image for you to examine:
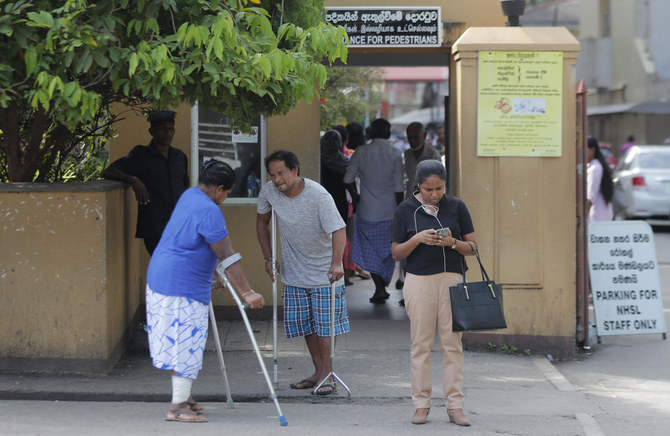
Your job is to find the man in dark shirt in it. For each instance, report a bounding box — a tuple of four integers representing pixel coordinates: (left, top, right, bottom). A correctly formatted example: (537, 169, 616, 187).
(102, 110, 189, 254)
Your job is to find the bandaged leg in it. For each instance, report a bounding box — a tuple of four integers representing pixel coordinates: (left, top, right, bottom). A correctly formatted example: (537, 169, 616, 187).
(171, 375, 193, 404)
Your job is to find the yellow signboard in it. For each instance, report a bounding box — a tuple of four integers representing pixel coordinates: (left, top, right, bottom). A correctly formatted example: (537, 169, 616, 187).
(477, 51, 563, 157)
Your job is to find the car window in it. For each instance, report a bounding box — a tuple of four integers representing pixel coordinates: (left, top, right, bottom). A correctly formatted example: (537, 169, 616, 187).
(638, 152, 670, 169)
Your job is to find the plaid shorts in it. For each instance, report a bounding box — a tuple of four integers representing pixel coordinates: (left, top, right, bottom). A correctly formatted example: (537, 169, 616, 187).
(283, 284, 350, 339)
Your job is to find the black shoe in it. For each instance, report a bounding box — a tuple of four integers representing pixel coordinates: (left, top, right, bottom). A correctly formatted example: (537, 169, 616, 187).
(369, 291, 390, 304)
(395, 279, 404, 290)
(399, 299, 405, 306)
(344, 278, 353, 286)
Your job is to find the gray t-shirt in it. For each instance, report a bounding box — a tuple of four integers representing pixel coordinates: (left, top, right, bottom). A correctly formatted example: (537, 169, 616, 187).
(257, 178, 346, 288)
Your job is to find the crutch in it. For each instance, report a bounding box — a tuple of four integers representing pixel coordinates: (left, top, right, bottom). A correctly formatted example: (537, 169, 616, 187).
(271, 209, 279, 388)
(313, 279, 351, 400)
(208, 302, 234, 408)
(216, 253, 288, 426)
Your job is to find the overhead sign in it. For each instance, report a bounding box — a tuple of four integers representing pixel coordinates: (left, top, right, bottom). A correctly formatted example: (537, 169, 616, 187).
(477, 51, 563, 157)
(587, 221, 667, 337)
(325, 7, 442, 48)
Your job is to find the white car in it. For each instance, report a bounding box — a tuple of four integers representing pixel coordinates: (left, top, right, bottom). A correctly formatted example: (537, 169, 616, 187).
(613, 145, 670, 219)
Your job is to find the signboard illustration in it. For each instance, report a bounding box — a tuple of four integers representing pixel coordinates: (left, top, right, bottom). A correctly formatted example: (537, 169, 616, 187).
(477, 51, 563, 157)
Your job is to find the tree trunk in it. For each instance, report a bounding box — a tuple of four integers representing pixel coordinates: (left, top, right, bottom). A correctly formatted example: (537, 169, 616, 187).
(0, 106, 22, 182)
(0, 107, 51, 182)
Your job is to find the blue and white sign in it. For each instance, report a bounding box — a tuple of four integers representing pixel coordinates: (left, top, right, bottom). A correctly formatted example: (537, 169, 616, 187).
(588, 221, 666, 336)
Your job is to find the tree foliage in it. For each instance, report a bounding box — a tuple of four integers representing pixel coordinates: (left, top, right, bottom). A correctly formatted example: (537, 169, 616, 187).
(0, 0, 348, 182)
(319, 66, 384, 130)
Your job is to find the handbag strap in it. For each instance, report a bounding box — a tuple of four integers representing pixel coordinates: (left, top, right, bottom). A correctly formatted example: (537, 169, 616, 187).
(457, 244, 491, 283)
(473, 248, 492, 282)
(457, 245, 498, 299)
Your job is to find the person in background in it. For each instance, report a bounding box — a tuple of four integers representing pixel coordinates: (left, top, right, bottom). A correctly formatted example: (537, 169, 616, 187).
(344, 118, 405, 303)
(432, 125, 446, 155)
(619, 134, 636, 157)
(332, 125, 350, 157)
(342, 122, 372, 282)
(345, 121, 366, 156)
(146, 159, 264, 423)
(586, 136, 614, 222)
(257, 150, 349, 396)
(391, 160, 476, 427)
(320, 130, 350, 227)
(329, 125, 366, 286)
(102, 110, 189, 255)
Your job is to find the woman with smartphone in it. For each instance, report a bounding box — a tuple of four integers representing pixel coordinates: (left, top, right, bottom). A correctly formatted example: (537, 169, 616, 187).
(390, 159, 477, 426)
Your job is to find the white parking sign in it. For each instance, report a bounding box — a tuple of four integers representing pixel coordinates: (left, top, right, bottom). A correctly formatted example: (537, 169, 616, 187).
(588, 221, 666, 337)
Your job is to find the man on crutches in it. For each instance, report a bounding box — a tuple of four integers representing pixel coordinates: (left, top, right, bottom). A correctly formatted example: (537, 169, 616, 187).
(256, 150, 349, 396)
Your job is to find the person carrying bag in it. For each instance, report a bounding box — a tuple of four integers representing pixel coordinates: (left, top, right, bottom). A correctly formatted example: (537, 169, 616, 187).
(391, 159, 477, 427)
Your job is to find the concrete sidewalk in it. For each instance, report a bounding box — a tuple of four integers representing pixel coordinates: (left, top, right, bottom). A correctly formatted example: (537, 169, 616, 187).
(1, 272, 669, 435)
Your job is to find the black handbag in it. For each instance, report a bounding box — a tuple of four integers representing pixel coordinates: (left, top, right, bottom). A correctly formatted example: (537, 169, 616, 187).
(449, 249, 507, 332)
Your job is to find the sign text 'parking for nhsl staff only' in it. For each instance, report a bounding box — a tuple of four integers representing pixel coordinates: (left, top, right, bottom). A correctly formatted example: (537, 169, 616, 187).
(325, 7, 442, 48)
(587, 221, 667, 338)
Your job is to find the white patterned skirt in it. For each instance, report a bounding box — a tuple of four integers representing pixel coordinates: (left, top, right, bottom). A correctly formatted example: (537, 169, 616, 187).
(145, 284, 209, 380)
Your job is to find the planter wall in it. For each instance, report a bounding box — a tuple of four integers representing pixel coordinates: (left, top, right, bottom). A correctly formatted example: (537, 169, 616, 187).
(0, 181, 143, 374)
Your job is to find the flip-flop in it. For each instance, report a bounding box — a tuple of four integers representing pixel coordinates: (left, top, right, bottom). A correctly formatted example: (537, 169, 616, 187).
(290, 378, 317, 390)
(166, 407, 208, 423)
(312, 383, 334, 396)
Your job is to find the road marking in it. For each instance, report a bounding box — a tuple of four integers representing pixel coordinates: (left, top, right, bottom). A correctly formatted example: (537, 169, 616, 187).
(532, 356, 576, 391)
(532, 358, 607, 435)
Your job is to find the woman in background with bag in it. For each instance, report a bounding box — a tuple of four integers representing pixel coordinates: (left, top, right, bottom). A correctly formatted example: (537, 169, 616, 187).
(586, 136, 614, 222)
(391, 160, 476, 427)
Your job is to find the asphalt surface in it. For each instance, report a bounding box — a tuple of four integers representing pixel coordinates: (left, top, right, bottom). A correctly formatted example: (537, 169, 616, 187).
(1, 224, 669, 435)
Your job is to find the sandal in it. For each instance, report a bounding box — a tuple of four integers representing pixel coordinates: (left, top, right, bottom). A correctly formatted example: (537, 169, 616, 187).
(290, 378, 317, 390)
(187, 399, 204, 412)
(166, 405, 208, 423)
(312, 383, 334, 396)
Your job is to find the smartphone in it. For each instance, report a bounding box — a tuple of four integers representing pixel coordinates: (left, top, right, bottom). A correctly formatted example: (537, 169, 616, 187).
(435, 227, 450, 237)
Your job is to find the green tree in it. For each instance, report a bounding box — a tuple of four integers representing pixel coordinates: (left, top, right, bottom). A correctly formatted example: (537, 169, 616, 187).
(0, 0, 347, 182)
(320, 66, 384, 130)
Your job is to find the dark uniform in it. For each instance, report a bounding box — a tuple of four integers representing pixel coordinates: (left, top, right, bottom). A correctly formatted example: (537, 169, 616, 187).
(108, 141, 189, 253)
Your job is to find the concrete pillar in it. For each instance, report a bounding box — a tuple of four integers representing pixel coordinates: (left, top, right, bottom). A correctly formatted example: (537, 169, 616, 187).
(452, 27, 580, 357)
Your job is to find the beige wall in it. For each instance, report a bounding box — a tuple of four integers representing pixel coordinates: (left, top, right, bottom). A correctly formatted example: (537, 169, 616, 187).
(453, 27, 580, 356)
(0, 182, 135, 373)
